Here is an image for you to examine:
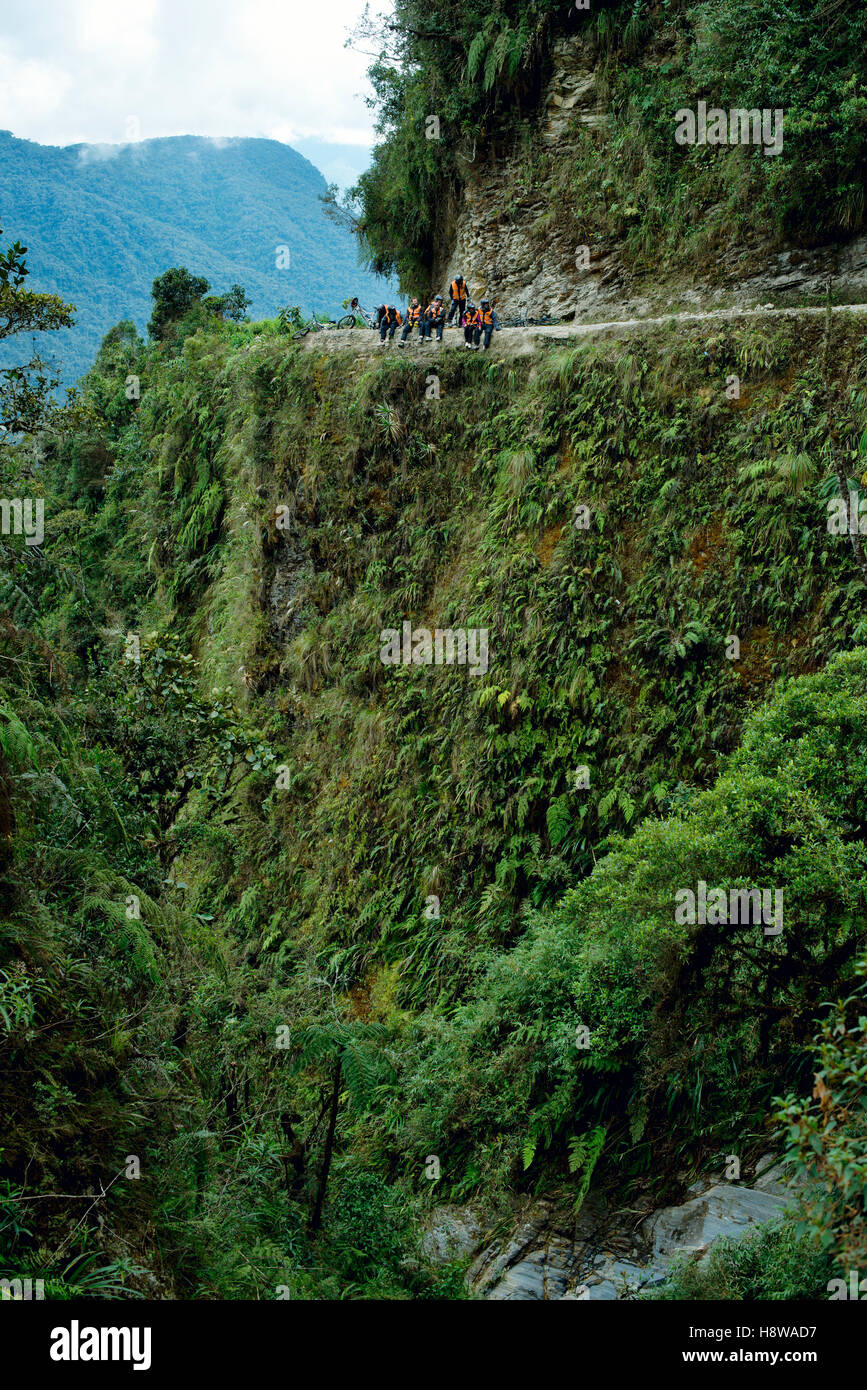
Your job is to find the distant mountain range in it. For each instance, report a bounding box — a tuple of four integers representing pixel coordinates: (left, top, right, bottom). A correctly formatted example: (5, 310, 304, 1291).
(0, 130, 391, 384)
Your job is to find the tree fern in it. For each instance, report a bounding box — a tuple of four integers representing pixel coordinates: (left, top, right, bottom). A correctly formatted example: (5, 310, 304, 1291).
(484, 32, 511, 92)
(0, 573, 39, 625)
(568, 1125, 607, 1213)
(81, 893, 162, 984)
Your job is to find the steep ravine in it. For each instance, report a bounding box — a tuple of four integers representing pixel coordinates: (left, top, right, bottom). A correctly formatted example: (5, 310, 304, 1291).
(251, 313, 863, 1299)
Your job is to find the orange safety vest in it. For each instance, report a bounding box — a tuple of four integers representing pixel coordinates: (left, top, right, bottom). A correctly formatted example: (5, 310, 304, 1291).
(478, 306, 494, 327)
(425, 301, 443, 319)
(408, 302, 422, 325)
(383, 306, 401, 325)
(450, 279, 467, 302)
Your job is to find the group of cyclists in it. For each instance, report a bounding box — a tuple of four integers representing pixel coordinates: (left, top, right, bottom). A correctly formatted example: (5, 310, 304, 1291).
(375, 275, 501, 351)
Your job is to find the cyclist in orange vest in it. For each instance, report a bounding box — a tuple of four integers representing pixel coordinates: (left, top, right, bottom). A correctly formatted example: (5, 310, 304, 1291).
(422, 294, 446, 342)
(378, 305, 402, 342)
(447, 274, 468, 326)
(461, 300, 477, 348)
(400, 297, 424, 345)
(474, 299, 500, 350)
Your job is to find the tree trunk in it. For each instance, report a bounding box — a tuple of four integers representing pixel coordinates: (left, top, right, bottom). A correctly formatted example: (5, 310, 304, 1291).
(0, 746, 14, 914)
(0, 744, 15, 863)
(309, 1057, 341, 1231)
(279, 1112, 306, 1197)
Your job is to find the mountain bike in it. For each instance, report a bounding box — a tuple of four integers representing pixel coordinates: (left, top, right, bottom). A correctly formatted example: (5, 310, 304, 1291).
(338, 297, 379, 329)
(278, 306, 342, 339)
(292, 315, 341, 339)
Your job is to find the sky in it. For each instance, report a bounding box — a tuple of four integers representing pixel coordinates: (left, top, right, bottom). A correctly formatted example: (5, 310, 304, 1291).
(0, 0, 387, 187)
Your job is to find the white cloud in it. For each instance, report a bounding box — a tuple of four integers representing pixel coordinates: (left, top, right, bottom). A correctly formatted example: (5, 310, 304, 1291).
(75, 142, 123, 164)
(0, 44, 72, 132)
(0, 0, 382, 158)
(267, 121, 373, 149)
(76, 0, 160, 62)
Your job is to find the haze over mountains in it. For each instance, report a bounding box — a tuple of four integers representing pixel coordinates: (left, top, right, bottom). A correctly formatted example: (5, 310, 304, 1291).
(0, 130, 389, 383)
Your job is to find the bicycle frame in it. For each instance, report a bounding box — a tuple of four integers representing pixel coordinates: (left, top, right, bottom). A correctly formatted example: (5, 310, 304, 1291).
(288, 308, 342, 339)
(346, 298, 379, 329)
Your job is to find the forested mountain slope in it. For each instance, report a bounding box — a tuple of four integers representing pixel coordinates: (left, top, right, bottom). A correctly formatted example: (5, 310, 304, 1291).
(0, 131, 389, 383)
(2, 303, 866, 1297)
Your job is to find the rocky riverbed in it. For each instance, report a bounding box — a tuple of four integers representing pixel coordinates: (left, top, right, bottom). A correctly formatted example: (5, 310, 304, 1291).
(422, 1153, 798, 1300)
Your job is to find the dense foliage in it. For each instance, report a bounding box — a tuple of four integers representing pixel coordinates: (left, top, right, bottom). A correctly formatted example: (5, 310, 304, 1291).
(0, 225, 75, 431)
(4, 0, 867, 1285)
(2, 286, 866, 1296)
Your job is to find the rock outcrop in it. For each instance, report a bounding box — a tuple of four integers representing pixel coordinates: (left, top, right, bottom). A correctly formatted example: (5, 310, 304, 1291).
(439, 37, 626, 322)
(423, 1152, 800, 1300)
(437, 36, 867, 321)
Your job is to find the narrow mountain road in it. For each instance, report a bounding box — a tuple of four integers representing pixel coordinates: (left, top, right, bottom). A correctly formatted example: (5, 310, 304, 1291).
(304, 302, 867, 358)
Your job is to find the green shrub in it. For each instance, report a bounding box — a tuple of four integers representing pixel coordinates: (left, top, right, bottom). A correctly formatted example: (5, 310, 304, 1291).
(645, 1220, 833, 1301)
(777, 960, 867, 1281)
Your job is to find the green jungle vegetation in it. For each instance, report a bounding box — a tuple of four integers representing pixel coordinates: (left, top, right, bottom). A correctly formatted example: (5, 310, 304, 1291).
(2, 286, 867, 1297)
(2, 0, 867, 1301)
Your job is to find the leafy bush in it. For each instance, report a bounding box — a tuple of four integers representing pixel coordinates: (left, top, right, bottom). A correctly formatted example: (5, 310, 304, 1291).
(381, 649, 867, 1192)
(645, 1220, 833, 1301)
(777, 960, 867, 1280)
(147, 267, 211, 341)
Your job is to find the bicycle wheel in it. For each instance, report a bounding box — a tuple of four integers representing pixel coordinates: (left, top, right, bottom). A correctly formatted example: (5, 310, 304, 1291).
(292, 326, 311, 339)
(337, 314, 356, 329)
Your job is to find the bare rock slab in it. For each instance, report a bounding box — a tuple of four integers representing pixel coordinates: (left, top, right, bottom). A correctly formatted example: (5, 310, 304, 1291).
(643, 1183, 795, 1265)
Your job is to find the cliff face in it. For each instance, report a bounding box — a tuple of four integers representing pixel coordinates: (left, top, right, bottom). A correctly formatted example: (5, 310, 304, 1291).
(436, 37, 625, 319)
(436, 34, 867, 320)
(6, 284, 867, 1298)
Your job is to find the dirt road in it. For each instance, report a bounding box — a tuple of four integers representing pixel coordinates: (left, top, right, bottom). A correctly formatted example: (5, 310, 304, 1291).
(303, 302, 867, 358)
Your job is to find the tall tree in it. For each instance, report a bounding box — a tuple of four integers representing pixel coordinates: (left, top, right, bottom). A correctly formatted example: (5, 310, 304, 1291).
(0, 229, 76, 432)
(291, 1019, 390, 1231)
(147, 267, 210, 340)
